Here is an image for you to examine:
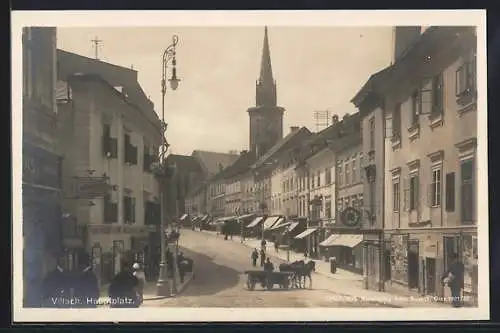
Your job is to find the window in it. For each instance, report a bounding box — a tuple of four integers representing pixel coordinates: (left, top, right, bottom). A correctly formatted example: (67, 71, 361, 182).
(431, 167, 442, 207)
(431, 73, 444, 116)
(103, 194, 118, 223)
(456, 49, 477, 98)
(325, 167, 332, 185)
(124, 133, 138, 165)
(461, 159, 475, 223)
(392, 103, 402, 139)
(369, 118, 375, 150)
(409, 173, 419, 211)
(317, 170, 321, 187)
(358, 195, 364, 212)
(393, 179, 400, 212)
(345, 162, 350, 185)
(411, 90, 420, 125)
(325, 200, 332, 219)
(337, 199, 344, 214)
(102, 124, 118, 158)
(123, 196, 136, 223)
(445, 172, 456, 212)
(338, 162, 344, 186)
(352, 159, 357, 183)
(311, 172, 315, 188)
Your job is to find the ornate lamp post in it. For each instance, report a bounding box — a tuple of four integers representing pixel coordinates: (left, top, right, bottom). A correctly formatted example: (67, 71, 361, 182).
(153, 34, 180, 297)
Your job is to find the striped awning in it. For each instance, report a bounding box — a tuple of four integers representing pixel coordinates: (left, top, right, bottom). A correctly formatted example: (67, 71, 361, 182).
(263, 216, 283, 230)
(328, 234, 363, 248)
(319, 234, 341, 247)
(287, 222, 300, 232)
(294, 228, 318, 239)
(246, 216, 264, 228)
(269, 221, 291, 231)
(180, 214, 188, 221)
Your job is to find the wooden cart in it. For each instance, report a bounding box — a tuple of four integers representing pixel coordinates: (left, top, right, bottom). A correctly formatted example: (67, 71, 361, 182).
(244, 270, 293, 290)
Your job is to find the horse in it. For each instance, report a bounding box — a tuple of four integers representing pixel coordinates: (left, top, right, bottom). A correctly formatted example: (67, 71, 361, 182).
(279, 260, 316, 289)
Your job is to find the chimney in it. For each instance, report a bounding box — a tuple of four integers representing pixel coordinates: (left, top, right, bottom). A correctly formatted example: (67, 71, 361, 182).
(290, 126, 300, 134)
(332, 115, 339, 124)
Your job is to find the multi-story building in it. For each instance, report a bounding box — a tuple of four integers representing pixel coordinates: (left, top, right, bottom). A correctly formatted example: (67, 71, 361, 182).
(381, 26, 478, 302)
(322, 112, 364, 273)
(22, 27, 62, 307)
(56, 50, 163, 283)
(240, 170, 258, 214)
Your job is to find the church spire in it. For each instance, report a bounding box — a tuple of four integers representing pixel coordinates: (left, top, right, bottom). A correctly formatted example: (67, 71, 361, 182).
(256, 26, 277, 107)
(259, 26, 274, 85)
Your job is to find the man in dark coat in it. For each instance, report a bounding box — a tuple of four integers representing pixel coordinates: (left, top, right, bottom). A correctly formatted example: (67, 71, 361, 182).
(260, 248, 266, 267)
(41, 255, 72, 308)
(73, 253, 100, 308)
(251, 249, 259, 267)
(166, 248, 174, 278)
(441, 253, 465, 307)
(264, 258, 274, 272)
(108, 260, 140, 308)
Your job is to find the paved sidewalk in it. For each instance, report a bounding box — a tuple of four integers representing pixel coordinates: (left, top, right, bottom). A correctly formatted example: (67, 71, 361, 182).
(198, 230, 453, 308)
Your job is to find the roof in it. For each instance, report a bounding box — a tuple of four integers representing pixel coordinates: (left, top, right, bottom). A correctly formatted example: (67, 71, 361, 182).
(296, 112, 361, 164)
(217, 150, 257, 181)
(57, 49, 161, 131)
(351, 26, 472, 110)
(66, 74, 161, 136)
(191, 150, 240, 176)
(253, 127, 312, 169)
(165, 154, 204, 174)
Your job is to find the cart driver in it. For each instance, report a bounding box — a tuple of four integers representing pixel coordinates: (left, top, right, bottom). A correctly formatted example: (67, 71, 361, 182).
(263, 258, 274, 272)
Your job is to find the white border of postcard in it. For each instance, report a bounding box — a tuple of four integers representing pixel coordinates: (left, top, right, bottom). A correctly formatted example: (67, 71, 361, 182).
(11, 9, 489, 322)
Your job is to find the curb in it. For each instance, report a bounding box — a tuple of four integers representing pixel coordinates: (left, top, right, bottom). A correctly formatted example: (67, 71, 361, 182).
(143, 272, 194, 301)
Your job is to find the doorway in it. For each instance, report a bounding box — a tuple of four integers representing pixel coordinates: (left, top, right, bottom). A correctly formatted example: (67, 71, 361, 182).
(383, 249, 391, 281)
(425, 257, 436, 295)
(407, 240, 419, 289)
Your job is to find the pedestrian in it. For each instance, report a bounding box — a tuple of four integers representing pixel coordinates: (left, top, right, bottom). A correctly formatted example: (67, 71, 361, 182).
(132, 263, 146, 305)
(108, 259, 140, 308)
(441, 253, 465, 308)
(261, 239, 267, 253)
(166, 248, 173, 277)
(251, 249, 259, 267)
(73, 253, 100, 308)
(177, 252, 188, 283)
(260, 248, 266, 267)
(274, 239, 280, 253)
(41, 254, 72, 308)
(264, 258, 274, 272)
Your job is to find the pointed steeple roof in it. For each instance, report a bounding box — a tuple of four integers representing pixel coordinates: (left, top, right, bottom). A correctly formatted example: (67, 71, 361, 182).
(259, 26, 274, 85)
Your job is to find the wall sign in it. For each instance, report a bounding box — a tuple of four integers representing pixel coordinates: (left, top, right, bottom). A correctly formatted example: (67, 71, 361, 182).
(341, 207, 361, 227)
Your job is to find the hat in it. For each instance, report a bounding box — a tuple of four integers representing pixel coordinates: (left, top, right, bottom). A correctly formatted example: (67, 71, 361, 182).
(133, 263, 140, 270)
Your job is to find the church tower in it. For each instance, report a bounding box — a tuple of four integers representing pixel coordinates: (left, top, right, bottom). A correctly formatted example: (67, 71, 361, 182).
(247, 26, 285, 158)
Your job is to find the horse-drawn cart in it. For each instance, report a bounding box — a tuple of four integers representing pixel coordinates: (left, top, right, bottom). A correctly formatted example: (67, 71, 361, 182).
(244, 270, 293, 290)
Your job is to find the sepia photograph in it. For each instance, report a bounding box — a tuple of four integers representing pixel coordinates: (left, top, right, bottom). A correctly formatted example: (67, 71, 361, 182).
(11, 10, 488, 322)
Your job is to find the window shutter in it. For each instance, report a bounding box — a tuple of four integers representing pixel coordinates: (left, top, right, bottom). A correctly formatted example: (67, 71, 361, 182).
(403, 177, 410, 212)
(426, 183, 433, 207)
(109, 138, 118, 158)
(415, 175, 420, 211)
(445, 172, 455, 212)
(131, 198, 136, 222)
(420, 82, 433, 115)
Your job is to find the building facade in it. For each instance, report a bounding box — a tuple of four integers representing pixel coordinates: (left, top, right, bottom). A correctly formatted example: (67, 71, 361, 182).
(22, 27, 62, 307)
(382, 26, 478, 301)
(57, 71, 162, 284)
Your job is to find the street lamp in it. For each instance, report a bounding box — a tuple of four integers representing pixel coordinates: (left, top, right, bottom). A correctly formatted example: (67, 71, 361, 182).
(155, 34, 180, 297)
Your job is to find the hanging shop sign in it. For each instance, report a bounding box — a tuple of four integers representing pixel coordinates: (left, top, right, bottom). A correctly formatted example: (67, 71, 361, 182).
(341, 207, 361, 227)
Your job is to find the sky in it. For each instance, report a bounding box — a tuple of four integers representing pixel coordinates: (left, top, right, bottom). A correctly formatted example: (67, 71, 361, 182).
(57, 26, 393, 156)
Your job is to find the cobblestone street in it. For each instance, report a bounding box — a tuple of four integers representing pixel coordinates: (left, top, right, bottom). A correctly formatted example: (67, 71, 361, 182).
(145, 230, 400, 307)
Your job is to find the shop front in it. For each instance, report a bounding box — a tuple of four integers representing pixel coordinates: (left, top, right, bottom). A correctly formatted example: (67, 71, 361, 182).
(384, 229, 477, 304)
(87, 224, 155, 285)
(319, 233, 363, 274)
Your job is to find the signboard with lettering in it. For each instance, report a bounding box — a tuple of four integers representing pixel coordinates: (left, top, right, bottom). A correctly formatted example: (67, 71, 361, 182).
(71, 177, 111, 199)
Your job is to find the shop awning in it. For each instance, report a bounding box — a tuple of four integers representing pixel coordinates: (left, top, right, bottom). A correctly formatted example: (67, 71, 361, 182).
(218, 216, 237, 222)
(246, 216, 264, 228)
(269, 221, 291, 231)
(287, 222, 300, 233)
(263, 216, 283, 230)
(200, 215, 209, 222)
(179, 214, 188, 221)
(329, 234, 363, 248)
(238, 213, 255, 220)
(319, 234, 341, 247)
(294, 228, 318, 239)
